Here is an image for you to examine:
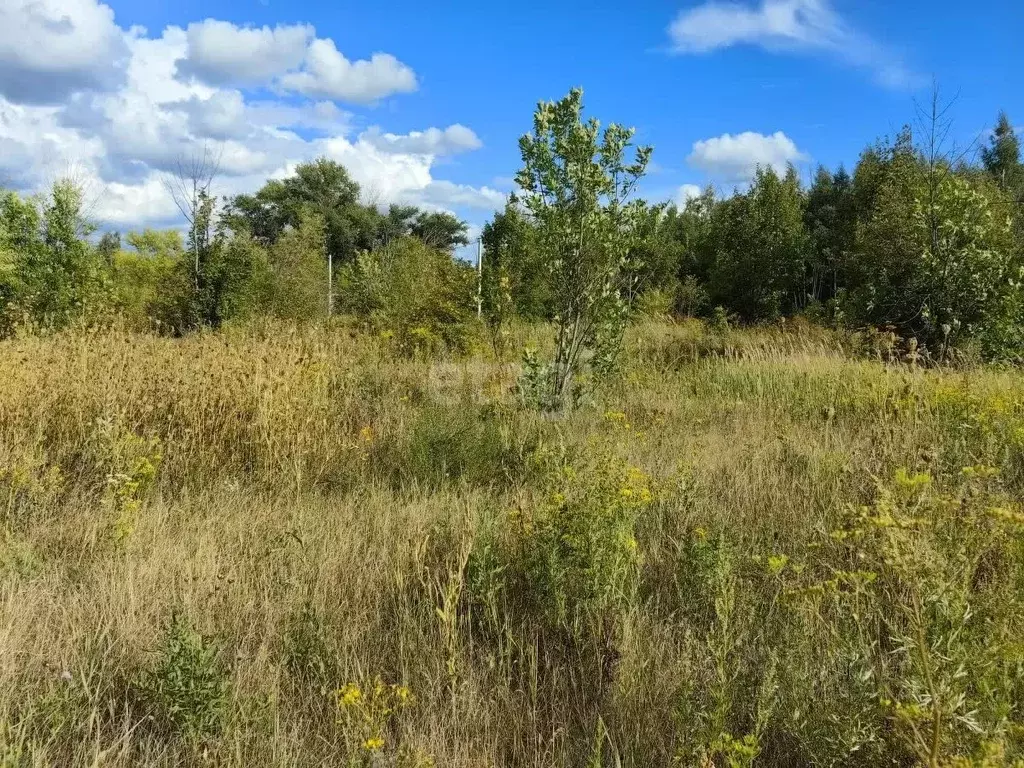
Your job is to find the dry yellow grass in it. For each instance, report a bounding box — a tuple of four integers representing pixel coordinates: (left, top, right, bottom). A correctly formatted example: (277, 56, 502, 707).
(1, 320, 1022, 766)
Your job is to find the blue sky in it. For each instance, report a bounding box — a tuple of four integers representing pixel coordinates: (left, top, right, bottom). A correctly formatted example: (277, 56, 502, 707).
(1, 0, 1020, 244)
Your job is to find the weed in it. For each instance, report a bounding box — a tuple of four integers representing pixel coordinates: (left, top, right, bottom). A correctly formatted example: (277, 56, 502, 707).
(135, 613, 230, 742)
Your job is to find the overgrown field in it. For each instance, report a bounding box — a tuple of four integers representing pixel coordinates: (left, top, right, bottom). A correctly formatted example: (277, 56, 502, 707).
(1, 321, 1022, 767)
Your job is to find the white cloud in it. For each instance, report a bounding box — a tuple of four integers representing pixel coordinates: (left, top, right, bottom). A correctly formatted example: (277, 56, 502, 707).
(0, 12, 487, 230)
(688, 131, 807, 180)
(0, 0, 128, 103)
(668, 0, 920, 88)
(412, 181, 506, 211)
(58, 27, 216, 180)
(675, 184, 703, 208)
(360, 124, 482, 157)
(279, 40, 417, 103)
(175, 19, 312, 85)
(93, 175, 180, 227)
(170, 90, 249, 140)
(173, 21, 418, 104)
(313, 135, 502, 213)
(0, 99, 104, 189)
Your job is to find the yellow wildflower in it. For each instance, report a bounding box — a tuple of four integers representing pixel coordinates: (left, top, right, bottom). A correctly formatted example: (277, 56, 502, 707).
(338, 683, 362, 707)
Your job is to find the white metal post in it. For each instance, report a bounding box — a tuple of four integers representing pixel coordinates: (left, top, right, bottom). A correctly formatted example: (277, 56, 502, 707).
(327, 250, 333, 318)
(476, 238, 483, 319)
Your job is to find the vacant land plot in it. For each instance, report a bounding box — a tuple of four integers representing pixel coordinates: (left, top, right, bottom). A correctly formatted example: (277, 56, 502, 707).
(1, 321, 1022, 766)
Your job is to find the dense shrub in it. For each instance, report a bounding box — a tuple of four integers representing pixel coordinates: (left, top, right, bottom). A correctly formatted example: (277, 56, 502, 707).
(339, 236, 477, 356)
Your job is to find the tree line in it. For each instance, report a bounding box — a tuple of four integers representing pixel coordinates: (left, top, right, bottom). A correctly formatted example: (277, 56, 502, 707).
(484, 108, 1024, 361)
(0, 157, 474, 340)
(1, 98, 1022, 365)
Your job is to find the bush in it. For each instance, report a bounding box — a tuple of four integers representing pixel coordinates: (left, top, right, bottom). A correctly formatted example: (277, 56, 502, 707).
(780, 467, 1024, 765)
(675, 275, 710, 318)
(339, 236, 476, 356)
(634, 288, 674, 319)
(472, 429, 655, 636)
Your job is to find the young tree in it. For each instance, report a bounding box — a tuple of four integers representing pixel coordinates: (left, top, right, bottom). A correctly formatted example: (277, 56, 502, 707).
(846, 117, 1021, 355)
(166, 146, 220, 292)
(805, 165, 856, 304)
(263, 211, 329, 321)
(659, 187, 716, 306)
(97, 231, 121, 265)
(2, 180, 105, 327)
(340, 236, 476, 355)
(481, 200, 549, 320)
(981, 112, 1022, 191)
(515, 88, 654, 409)
(708, 165, 808, 321)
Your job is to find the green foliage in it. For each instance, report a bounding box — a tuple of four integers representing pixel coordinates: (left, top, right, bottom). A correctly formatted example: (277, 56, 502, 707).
(515, 87, 655, 409)
(136, 613, 231, 741)
(805, 165, 856, 304)
(675, 275, 710, 317)
(707, 165, 808, 321)
(982, 112, 1022, 192)
(481, 200, 550, 331)
(224, 158, 471, 270)
(340, 236, 476, 356)
(90, 418, 162, 545)
(845, 134, 1021, 355)
(409, 211, 470, 252)
(96, 231, 120, 264)
(471, 431, 654, 642)
(259, 211, 328, 321)
(224, 158, 374, 267)
(0, 181, 106, 329)
(125, 228, 184, 260)
(784, 467, 1024, 765)
(107, 252, 170, 329)
(522, 453, 651, 632)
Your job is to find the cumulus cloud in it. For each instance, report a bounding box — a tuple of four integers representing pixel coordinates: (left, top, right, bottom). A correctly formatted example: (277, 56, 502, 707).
(58, 27, 216, 181)
(173, 21, 418, 104)
(175, 19, 312, 85)
(279, 40, 417, 103)
(0, 98, 104, 189)
(0, 9, 489, 229)
(360, 124, 482, 157)
(668, 0, 920, 88)
(169, 90, 249, 140)
(0, 0, 128, 104)
(687, 131, 807, 180)
(412, 181, 507, 211)
(92, 175, 181, 227)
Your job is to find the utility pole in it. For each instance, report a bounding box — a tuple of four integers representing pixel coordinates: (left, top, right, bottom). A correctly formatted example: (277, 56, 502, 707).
(476, 238, 483, 319)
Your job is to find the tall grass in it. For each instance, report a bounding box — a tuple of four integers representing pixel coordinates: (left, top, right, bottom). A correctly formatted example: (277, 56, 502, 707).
(0, 320, 1021, 766)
